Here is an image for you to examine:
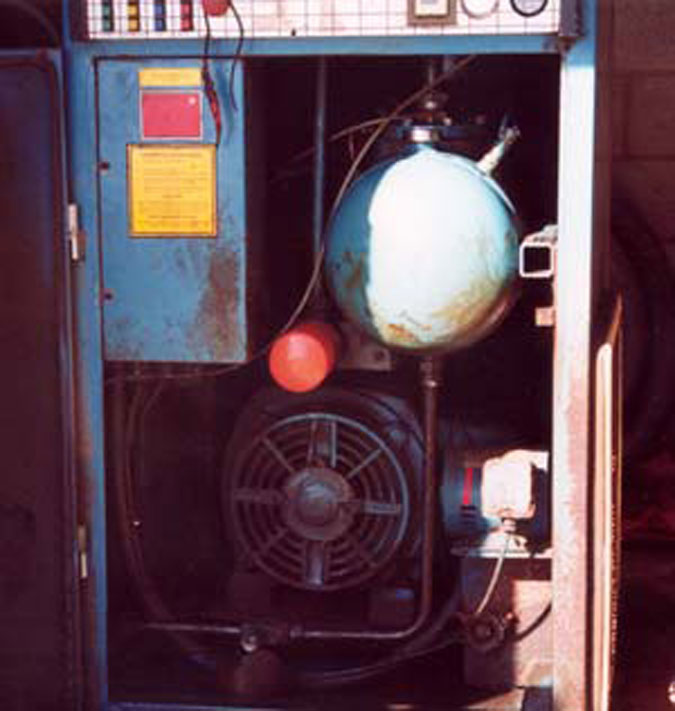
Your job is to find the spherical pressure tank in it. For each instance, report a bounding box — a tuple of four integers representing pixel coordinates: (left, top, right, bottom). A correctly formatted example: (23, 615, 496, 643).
(325, 144, 520, 354)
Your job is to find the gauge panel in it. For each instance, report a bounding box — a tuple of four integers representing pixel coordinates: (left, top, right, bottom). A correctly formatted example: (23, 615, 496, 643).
(83, 0, 564, 40)
(510, 0, 549, 17)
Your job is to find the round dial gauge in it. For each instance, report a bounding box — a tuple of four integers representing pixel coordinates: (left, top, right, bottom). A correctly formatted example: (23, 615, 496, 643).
(510, 0, 548, 17)
(461, 0, 499, 18)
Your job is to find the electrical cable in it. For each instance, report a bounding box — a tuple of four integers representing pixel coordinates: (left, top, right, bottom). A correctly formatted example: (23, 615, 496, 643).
(201, 11, 222, 146)
(114, 380, 215, 669)
(471, 531, 511, 618)
(611, 189, 675, 461)
(301, 588, 462, 688)
(228, 0, 245, 112)
(300, 530, 513, 688)
(104, 55, 477, 389)
(401, 586, 462, 655)
(510, 601, 551, 643)
(272, 117, 403, 181)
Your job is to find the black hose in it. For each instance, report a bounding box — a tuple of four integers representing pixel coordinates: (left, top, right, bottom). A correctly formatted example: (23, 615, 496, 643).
(611, 189, 675, 461)
(113, 378, 216, 670)
(299, 587, 462, 688)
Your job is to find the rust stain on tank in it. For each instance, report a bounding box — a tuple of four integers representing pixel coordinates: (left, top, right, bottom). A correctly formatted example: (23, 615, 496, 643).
(345, 256, 365, 293)
(187, 246, 241, 360)
(383, 322, 422, 347)
(430, 277, 499, 332)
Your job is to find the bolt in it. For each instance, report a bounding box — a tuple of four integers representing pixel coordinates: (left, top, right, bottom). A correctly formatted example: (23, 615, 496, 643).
(241, 630, 260, 653)
(474, 621, 493, 641)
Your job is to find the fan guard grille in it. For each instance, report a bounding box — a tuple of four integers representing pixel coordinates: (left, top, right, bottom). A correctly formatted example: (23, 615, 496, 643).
(226, 412, 411, 592)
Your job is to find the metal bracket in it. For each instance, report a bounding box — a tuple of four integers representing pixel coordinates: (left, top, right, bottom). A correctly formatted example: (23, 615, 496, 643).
(67, 203, 85, 262)
(559, 0, 583, 41)
(519, 225, 558, 327)
(336, 322, 393, 371)
(519, 224, 558, 280)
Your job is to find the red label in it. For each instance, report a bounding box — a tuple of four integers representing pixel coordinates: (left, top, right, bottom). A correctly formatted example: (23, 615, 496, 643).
(462, 466, 475, 507)
(141, 91, 202, 139)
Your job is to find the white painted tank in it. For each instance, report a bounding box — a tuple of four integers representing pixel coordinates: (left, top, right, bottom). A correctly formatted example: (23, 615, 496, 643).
(325, 143, 520, 353)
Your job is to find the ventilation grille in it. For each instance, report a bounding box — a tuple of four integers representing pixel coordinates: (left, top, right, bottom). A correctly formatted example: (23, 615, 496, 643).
(226, 412, 411, 592)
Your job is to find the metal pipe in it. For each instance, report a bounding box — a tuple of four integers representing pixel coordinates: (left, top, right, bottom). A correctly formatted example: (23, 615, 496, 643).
(311, 57, 328, 303)
(143, 356, 442, 644)
(477, 126, 521, 175)
(144, 621, 241, 636)
(316, 355, 441, 642)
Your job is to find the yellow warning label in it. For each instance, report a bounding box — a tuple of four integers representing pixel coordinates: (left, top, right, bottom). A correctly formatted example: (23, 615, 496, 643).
(138, 67, 202, 88)
(128, 145, 217, 237)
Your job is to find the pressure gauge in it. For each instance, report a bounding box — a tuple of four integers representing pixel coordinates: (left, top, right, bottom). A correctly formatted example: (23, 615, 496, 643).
(461, 0, 498, 18)
(509, 0, 548, 17)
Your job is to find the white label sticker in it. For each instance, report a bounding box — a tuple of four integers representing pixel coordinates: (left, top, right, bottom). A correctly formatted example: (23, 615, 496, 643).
(414, 0, 450, 17)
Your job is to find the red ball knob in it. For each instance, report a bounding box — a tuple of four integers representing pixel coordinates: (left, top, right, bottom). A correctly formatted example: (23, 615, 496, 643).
(268, 322, 340, 393)
(201, 0, 230, 16)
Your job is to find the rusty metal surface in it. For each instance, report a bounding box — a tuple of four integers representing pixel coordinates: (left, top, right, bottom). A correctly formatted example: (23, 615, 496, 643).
(553, 1, 604, 708)
(462, 558, 552, 691)
(186, 246, 241, 359)
(97, 58, 256, 363)
(325, 147, 520, 355)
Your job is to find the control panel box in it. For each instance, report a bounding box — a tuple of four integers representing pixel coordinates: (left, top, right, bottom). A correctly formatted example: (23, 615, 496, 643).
(83, 0, 566, 40)
(98, 59, 262, 363)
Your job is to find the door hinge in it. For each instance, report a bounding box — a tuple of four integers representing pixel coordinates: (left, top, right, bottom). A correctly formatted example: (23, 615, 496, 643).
(77, 524, 89, 581)
(67, 203, 86, 262)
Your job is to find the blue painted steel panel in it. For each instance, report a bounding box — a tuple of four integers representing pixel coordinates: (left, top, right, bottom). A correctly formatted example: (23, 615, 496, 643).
(64, 33, 557, 58)
(63, 40, 110, 707)
(98, 57, 251, 362)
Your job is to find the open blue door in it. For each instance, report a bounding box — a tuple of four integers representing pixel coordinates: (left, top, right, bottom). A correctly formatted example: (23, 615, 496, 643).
(0, 53, 80, 711)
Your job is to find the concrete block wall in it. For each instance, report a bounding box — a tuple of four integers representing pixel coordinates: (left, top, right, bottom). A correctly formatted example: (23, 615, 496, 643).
(612, 0, 675, 248)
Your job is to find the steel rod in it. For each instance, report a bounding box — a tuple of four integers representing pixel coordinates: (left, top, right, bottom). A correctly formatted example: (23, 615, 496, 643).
(311, 56, 328, 304)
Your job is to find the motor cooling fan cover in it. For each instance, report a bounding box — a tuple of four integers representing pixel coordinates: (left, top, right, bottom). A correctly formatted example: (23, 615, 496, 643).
(222, 388, 423, 592)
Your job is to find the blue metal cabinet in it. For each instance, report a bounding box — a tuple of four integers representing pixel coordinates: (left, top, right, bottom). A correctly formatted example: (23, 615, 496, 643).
(98, 58, 255, 362)
(59, 0, 615, 709)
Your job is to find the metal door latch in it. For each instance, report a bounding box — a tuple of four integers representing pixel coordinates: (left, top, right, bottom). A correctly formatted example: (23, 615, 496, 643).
(67, 203, 86, 262)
